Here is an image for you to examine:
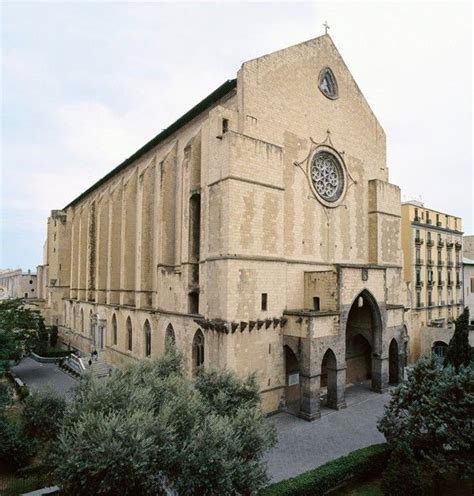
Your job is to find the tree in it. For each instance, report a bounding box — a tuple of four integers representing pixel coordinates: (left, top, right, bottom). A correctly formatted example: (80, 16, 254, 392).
(0, 299, 46, 371)
(52, 346, 276, 495)
(445, 307, 472, 371)
(378, 357, 473, 495)
(22, 390, 66, 442)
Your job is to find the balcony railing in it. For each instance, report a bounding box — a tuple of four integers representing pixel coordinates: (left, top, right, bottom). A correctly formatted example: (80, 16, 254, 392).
(416, 280, 424, 288)
(414, 216, 421, 222)
(415, 237, 424, 245)
(427, 259, 434, 266)
(426, 239, 434, 247)
(455, 242, 462, 251)
(437, 280, 444, 286)
(426, 218, 432, 225)
(447, 241, 454, 249)
(437, 260, 444, 266)
(416, 302, 423, 308)
(437, 240, 444, 247)
(436, 221, 442, 227)
(447, 261, 454, 267)
(447, 280, 453, 287)
(456, 281, 462, 287)
(427, 280, 435, 287)
(415, 259, 424, 265)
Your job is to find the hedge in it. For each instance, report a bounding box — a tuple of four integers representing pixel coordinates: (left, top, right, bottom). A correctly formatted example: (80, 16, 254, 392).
(259, 443, 388, 496)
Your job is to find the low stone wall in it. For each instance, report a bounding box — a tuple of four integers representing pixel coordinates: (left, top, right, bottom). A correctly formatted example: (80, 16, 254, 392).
(30, 352, 62, 364)
(420, 327, 474, 357)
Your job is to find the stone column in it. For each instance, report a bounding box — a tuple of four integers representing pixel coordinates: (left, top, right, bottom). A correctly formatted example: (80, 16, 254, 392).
(327, 366, 347, 410)
(372, 355, 389, 392)
(299, 374, 321, 421)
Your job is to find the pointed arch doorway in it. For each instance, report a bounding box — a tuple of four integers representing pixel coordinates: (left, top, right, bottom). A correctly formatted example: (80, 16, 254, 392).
(388, 338, 399, 385)
(345, 290, 384, 392)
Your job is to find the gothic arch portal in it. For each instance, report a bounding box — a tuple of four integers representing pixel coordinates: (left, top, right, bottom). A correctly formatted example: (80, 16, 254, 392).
(345, 289, 383, 391)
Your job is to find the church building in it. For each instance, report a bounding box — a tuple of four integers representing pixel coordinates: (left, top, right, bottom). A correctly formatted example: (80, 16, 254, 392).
(38, 35, 407, 420)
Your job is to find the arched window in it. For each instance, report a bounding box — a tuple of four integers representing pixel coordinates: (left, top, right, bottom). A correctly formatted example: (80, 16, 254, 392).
(165, 324, 176, 349)
(89, 310, 94, 336)
(144, 320, 151, 357)
(432, 341, 448, 364)
(80, 309, 84, 332)
(318, 67, 338, 99)
(112, 314, 117, 346)
(192, 329, 205, 375)
(126, 317, 133, 351)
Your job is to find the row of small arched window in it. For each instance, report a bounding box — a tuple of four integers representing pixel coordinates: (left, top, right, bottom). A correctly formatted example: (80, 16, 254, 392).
(67, 305, 204, 368)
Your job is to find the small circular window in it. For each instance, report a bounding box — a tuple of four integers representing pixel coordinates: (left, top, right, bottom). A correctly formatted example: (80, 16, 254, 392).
(319, 67, 338, 99)
(310, 150, 345, 204)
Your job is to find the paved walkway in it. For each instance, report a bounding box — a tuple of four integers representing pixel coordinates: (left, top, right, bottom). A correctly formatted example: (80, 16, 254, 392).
(11, 357, 77, 397)
(265, 384, 390, 482)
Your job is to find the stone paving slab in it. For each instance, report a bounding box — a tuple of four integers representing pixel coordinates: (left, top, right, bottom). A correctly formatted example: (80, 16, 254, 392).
(11, 357, 77, 397)
(265, 388, 389, 483)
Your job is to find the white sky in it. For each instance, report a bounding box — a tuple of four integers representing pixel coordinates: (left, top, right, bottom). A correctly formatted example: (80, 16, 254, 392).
(1, 1, 472, 270)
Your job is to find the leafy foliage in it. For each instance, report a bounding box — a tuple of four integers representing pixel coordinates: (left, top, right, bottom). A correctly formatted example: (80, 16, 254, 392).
(378, 357, 474, 494)
(0, 415, 38, 469)
(0, 382, 13, 410)
(52, 347, 276, 495)
(22, 390, 66, 441)
(258, 444, 388, 496)
(445, 307, 472, 371)
(0, 299, 46, 371)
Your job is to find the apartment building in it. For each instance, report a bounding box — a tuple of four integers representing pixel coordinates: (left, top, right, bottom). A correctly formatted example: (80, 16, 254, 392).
(401, 201, 463, 360)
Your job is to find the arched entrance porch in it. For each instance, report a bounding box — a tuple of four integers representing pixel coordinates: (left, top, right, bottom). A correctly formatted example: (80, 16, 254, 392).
(321, 348, 346, 410)
(345, 290, 385, 393)
(284, 345, 301, 414)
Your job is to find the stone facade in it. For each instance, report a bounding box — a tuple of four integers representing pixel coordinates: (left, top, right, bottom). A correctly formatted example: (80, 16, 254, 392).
(0, 269, 37, 300)
(38, 35, 407, 419)
(401, 201, 463, 362)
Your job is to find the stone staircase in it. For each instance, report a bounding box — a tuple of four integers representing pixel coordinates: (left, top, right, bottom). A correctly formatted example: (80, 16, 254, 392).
(83, 354, 112, 378)
(59, 351, 112, 379)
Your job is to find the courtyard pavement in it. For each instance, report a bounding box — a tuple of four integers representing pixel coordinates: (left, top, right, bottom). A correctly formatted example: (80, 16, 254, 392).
(265, 384, 390, 483)
(11, 357, 78, 397)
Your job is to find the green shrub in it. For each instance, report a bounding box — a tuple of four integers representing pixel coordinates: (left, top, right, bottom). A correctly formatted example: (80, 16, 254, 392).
(0, 415, 37, 468)
(381, 442, 433, 496)
(0, 382, 13, 410)
(22, 390, 66, 441)
(258, 444, 388, 496)
(18, 384, 30, 401)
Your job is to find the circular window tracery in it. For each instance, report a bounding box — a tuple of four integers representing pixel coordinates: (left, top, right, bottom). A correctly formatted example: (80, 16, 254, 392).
(310, 151, 345, 203)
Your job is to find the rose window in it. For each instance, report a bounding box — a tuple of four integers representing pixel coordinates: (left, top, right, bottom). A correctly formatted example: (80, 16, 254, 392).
(310, 151, 344, 203)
